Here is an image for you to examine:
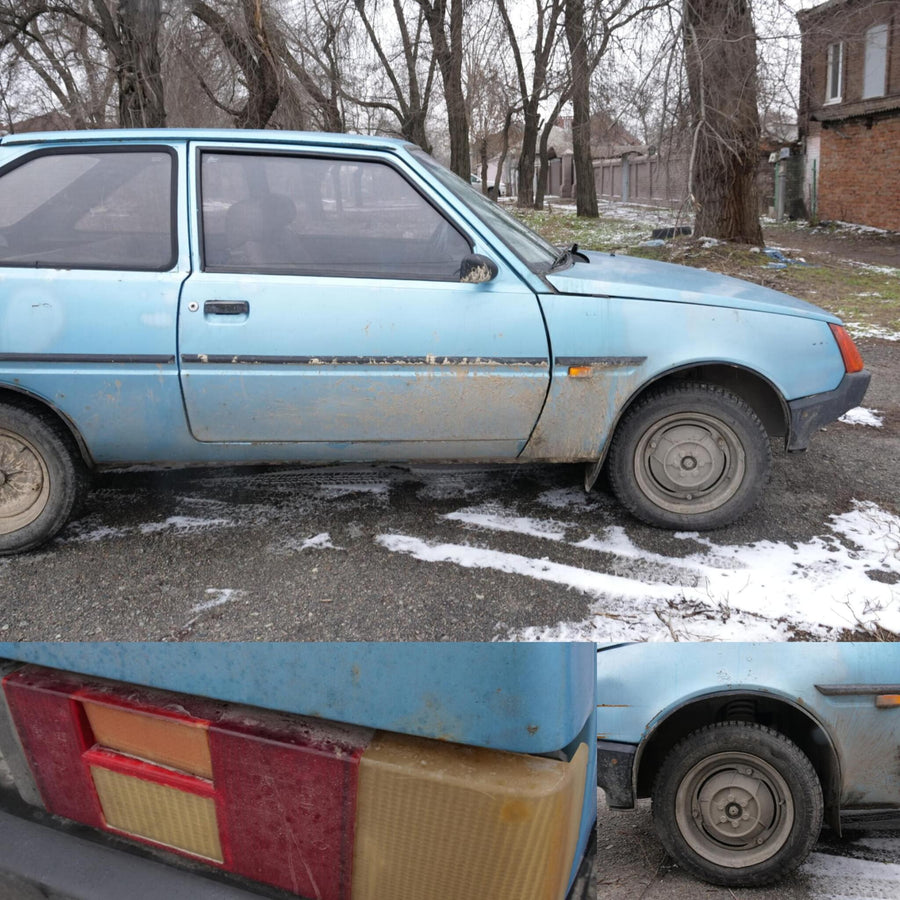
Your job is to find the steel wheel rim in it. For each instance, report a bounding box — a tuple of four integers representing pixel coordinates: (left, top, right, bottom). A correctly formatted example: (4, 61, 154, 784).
(634, 412, 746, 514)
(674, 750, 795, 868)
(0, 428, 50, 534)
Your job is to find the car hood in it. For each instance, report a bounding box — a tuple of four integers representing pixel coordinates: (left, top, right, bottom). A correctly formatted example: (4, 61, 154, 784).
(545, 250, 837, 321)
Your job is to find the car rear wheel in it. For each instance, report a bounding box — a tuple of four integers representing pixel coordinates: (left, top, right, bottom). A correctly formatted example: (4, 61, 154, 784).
(651, 722, 823, 886)
(0, 403, 88, 554)
(607, 382, 771, 529)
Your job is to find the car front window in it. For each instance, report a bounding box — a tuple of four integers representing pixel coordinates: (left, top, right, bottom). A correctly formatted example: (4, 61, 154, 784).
(409, 150, 558, 273)
(200, 151, 471, 281)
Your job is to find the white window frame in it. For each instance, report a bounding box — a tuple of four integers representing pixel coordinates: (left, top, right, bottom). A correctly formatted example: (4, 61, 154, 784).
(862, 24, 889, 99)
(825, 41, 844, 103)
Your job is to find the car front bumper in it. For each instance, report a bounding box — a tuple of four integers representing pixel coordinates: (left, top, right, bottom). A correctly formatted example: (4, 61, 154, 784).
(787, 370, 871, 451)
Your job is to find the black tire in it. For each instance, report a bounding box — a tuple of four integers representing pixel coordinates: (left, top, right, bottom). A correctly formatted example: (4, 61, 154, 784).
(651, 722, 823, 887)
(0, 403, 88, 554)
(607, 382, 772, 529)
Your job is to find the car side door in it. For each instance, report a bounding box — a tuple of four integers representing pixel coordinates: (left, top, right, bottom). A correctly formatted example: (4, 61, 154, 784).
(177, 144, 550, 459)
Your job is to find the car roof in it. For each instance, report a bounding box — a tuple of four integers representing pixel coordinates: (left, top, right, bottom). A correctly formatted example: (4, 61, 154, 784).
(0, 128, 413, 152)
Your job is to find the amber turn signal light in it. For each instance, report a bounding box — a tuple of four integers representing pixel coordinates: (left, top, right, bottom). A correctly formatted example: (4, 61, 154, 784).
(829, 324, 864, 374)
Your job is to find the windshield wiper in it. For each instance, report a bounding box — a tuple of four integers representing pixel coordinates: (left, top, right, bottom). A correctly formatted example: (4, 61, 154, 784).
(549, 243, 589, 271)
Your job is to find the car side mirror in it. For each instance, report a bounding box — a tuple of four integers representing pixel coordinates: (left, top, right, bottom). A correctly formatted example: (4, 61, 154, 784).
(459, 254, 498, 284)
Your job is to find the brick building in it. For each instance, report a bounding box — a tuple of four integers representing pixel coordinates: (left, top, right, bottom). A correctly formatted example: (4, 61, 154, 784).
(797, 0, 900, 231)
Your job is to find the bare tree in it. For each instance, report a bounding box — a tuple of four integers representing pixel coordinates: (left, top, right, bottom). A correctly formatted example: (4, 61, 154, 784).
(346, 0, 436, 148)
(267, 0, 349, 133)
(114, 0, 165, 126)
(1, 0, 164, 127)
(564, 0, 668, 216)
(190, 0, 281, 128)
(496, 0, 565, 207)
(564, 0, 595, 215)
(414, 0, 469, 176)
(683, 0, 763, 243)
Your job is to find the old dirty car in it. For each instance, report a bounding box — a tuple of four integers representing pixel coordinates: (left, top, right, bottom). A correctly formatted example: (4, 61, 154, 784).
(0, 129, 870, 553)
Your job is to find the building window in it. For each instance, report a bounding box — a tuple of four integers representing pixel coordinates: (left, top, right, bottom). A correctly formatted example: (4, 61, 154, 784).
(863, 24, 889, 99)
(825, 42, 843, 103)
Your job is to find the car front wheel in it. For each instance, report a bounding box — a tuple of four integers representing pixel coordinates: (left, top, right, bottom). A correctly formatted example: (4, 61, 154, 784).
(0, 403, 88, 554)
(651, 722, 823, 886)
(607, 382, 772, 529)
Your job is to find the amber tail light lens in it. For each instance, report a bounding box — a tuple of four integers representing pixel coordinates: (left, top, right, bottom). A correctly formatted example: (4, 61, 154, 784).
(829, 323, 864, 374)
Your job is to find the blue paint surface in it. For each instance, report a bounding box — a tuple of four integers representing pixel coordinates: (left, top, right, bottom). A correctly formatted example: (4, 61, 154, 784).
(596, 642, 900, 807)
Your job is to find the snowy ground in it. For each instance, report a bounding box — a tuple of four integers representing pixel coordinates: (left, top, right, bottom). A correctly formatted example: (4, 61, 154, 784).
(375, 446, 899, 642)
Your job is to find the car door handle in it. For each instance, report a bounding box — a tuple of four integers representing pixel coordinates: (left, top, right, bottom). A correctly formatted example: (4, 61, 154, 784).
(204, 300, 249, 315)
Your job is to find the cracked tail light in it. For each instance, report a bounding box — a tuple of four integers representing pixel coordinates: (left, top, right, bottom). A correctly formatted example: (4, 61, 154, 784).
(2, 666, 587, 900)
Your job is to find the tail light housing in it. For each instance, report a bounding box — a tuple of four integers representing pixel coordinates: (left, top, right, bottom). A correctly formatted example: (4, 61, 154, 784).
(2, 665, 587, 900)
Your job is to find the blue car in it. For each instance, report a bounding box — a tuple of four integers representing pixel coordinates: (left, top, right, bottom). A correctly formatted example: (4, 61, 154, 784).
(595, 642, 900, 886)
(0, 129, 869, 552)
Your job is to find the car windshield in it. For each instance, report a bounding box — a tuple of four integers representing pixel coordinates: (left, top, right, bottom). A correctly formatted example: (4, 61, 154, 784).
(410, 149, 559, 273)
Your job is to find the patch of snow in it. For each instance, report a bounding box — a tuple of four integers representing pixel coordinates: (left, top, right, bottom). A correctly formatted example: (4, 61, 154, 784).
(536, 487, 604, 510)
(381, 498, 900, 642)
(299, 532, 338, 550)
(801, 850, 900, 899)
(844, 320, 900, 342)
(848, 259, 900, 276)
(268, 532, 344, 555)
(444, 504, 569, 541)
(190, 588, 245, 613)
(139, 516, 235, 534)
(831, 220, 893, 236)
(64, 524, 130, 543)
(839, 407, 884, 427)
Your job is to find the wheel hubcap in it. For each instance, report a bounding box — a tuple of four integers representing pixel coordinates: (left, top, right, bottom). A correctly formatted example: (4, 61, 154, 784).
(0, 430, 50, 534)
(636, 414, 746, 514)
(675, 751, 794, 868)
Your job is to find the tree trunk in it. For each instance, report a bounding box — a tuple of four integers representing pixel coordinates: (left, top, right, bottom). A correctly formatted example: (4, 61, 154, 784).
(516, 105, 539, 207)
(417, 0, 469, 178)
(683, 0, 763, 244)
(115, 0, 166, 127)
(564, 0, 597, 217)
(493, 108, 513, 196)
(191, 0, 281, 129)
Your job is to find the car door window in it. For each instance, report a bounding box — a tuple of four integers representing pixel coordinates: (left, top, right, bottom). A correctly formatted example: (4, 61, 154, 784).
(0, 149, 175, 270)
(201, 152, 471, 281)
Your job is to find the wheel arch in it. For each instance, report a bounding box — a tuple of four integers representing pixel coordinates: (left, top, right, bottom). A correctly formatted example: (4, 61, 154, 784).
(0, 385, 94, 468)
(634, 689, 842, 833)
(617, 363, 790, 446)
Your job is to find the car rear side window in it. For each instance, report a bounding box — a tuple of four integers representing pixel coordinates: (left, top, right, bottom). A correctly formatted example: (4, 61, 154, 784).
(200, 152, 471, 281)
(0, 149, 175, 270)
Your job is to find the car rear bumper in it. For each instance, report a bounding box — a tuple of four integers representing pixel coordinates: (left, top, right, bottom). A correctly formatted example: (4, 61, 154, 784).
(787, 370, 871, 451)
(0, 809, 267, 900)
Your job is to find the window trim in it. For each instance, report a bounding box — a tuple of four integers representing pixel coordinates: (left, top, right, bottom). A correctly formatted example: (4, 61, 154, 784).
(195, 147, 473, 283)
(825, 41, 844, 104)
(0, 144, 179, 273)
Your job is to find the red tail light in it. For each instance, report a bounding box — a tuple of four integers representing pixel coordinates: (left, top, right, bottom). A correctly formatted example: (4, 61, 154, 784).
(3, 666, 367, 900)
